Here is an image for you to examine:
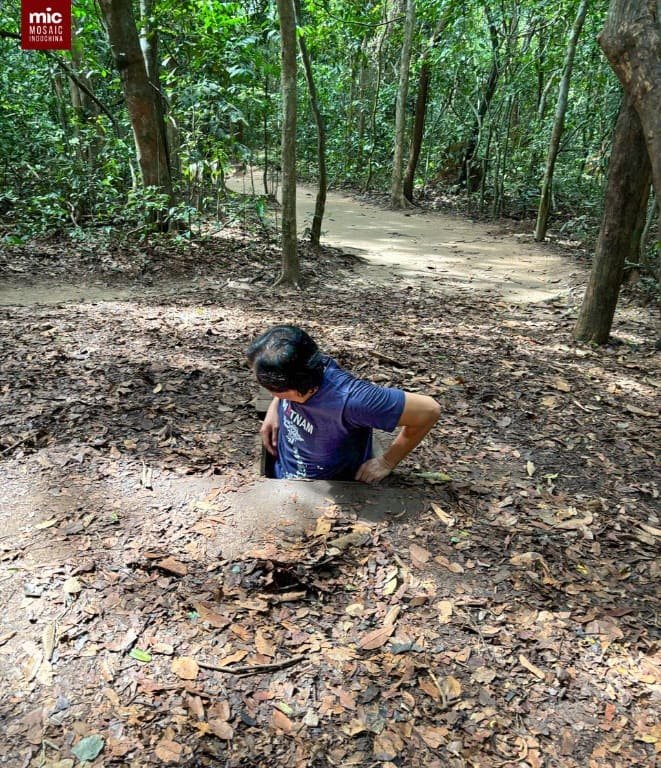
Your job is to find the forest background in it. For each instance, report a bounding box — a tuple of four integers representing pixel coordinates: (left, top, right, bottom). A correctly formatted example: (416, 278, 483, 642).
(0, 0, 658, 297)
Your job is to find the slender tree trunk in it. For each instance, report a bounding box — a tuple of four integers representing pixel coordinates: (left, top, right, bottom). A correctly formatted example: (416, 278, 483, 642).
(624, 183, 653, 284)
(69, 30, 98, 124)
(364, 3, 391, 192)
(98, 0, 172, 214)
(458, 6, 499, 189)
(403, 17, 447, 203)
(295, 0, 326, 249)
(534, 0, 589, 241)
(139, 0, 173, 184)
(263, 74, 270, 195)
(573, 97, 652, 344)
(639, 190, 657, 274)
(50, 69, 70, 135)
(599, 0, 661, 221)
(344, 48, 358, 178)
(275, 0, 299, 286)
(355, 38, 369, 176)
(390, 0, 416, 209)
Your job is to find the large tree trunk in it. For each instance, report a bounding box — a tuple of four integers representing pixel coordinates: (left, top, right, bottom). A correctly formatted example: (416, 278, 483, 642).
(573, 97, 652, 344)
(275, 0, 299, 286)
(599, 0, 661, 221)
(295, 0, 326, 249)
(534, 0, 589, 241)
(402, 17, 447, 203)
(98, 0, 172, 214)
(390, 0, 416, 209)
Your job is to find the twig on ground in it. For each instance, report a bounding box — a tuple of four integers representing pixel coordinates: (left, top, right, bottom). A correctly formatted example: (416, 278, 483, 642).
(368, 349, 405, 367)
(0, 433, 35, 456)
(198, 654, 307, 675)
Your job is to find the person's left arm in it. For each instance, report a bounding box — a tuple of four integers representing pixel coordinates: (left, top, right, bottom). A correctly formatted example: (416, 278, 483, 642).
(355, 392, 441, 483)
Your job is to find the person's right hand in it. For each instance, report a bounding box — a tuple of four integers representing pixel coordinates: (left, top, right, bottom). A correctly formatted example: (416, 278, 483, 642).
(260, 402, 279, 456)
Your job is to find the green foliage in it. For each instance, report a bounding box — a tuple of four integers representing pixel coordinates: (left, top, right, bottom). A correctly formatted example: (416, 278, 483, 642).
(0, 0, 633, 241)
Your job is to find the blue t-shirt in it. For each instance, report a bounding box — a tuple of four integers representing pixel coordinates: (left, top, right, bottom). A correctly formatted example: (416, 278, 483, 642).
(274, 357, 406, 480)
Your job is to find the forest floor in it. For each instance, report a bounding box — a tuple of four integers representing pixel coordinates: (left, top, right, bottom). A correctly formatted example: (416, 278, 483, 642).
(0, 191, 659, 768)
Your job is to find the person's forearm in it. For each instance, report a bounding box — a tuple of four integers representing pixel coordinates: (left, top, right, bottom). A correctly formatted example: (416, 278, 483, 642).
(382, 423, 435, 469)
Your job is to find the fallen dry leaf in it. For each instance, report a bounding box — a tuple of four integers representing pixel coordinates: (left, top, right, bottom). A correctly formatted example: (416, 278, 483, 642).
(552, 377, 571, 392)
(271, 708, 294, 733)
(434, 555, 464, 573)
(154, 739, 183, 763)
(435, 600, 453, 624)
(417, 725, 448, 749)
(193, 601, 232, 629)
(208, 719, 234, 740)
(438, 675, 462, 700)
(255, 629, 276, 657)
(584, 619, 624, 641)
(216, 649, 248, 666)
(156, 557, 188, 577)
(63, 577, 81, 595)
(410, 543, 431, 567)
(519, 654, 545, 680)
(314, 517, 332, 536)
(419, 676, 441, 701)
(373, 729, 404, 760)
(431, 503, 455, 527)
(171, 657, 199, 680)
(358, 624, 395, 650)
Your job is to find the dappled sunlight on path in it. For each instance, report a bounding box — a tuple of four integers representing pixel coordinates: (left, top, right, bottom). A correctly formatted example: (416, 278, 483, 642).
(227, 174, 587, 304)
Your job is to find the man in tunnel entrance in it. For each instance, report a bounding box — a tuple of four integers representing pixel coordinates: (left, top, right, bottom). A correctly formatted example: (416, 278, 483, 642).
(247, 325, 441, 483)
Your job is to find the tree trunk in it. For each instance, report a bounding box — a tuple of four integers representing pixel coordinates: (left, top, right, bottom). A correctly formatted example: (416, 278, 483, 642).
(98, 0, 172, 214)
(535, 0, 589, 241)
(364, 3, 390, 192)
(354, 38, 369, 177)
(139, 0, 172, 184)
(624, 183, 653, 284)
(599, 0, 661, 221)
(457, 6, 499, 189)
(263, 74, 271, 195)
(295, 0, 326, 249)
(639, 190, 658, 277)
(573, 96, 652, 344)
(390, 0, 416, 209)
(275, 0, 299, 286)
(69, 30, 98, 124)
(403, 16, 447, 203)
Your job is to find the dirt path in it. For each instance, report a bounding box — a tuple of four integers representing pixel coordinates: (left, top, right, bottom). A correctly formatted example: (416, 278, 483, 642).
(0, 180, 587, 308)
(227, 175, 587, 304)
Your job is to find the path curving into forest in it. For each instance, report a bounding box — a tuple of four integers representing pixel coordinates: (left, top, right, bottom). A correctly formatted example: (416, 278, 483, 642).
(0, 177, 587, 307)
(228, 174, 588, 304)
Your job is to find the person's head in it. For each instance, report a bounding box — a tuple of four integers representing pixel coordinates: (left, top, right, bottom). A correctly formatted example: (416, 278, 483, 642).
(246, 325, 324, 402)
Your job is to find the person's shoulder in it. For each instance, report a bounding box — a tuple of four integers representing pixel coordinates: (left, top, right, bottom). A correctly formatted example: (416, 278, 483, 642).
(322, 356, 345, 379)
(324, 357, 358, 385)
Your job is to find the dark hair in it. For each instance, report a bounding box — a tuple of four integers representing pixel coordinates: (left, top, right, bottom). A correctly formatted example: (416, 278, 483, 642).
(246, 325, 324, 394)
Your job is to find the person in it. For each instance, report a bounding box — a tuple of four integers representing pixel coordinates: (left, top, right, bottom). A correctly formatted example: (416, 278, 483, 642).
(246, 325, 441, 483)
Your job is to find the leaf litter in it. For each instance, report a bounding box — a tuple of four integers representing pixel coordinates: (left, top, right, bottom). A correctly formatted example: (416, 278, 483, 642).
(0, 226, 659, 767)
